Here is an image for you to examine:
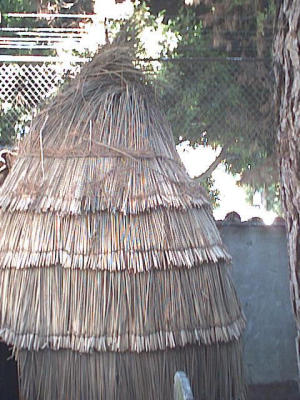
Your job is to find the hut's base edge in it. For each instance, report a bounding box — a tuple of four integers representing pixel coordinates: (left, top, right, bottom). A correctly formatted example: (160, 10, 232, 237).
(16, 341, 246, 400)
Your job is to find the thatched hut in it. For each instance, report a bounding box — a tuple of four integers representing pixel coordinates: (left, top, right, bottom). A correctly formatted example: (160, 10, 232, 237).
(0, 45, 246, 399)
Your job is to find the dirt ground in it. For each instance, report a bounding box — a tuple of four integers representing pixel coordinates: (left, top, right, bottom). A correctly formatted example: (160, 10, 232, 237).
(248, 381, 300, 400)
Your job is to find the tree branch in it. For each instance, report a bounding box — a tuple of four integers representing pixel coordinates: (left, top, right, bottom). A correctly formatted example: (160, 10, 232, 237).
(194, 144, 229, 181)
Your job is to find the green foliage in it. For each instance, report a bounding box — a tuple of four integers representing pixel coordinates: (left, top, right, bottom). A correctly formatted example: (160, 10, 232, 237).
(156, 7, 275, 172)
(265, 183, 282, 215)
(0, 104, 24, 146)
(245, 183, 282, 215)
(230, 0, 249, 6)
(0, 0, 50, 56)
(0, 113, 16, 145)
(0, 0, 279, 210)
(256, 1, 276, 37)
(0, 0, 35, 14)
(202, 176, 220, 209)
(111, 2, 170, 60)
(125, 3, 278, 210)
(114, 2, 279, 210)
(1, 0, 36, 27)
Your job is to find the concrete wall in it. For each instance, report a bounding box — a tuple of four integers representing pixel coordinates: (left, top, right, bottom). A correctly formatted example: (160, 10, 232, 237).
(219, 221, 298, 385)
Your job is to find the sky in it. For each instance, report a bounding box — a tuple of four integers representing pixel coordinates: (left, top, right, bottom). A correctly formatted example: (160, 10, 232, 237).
(177, 142, 277, 224)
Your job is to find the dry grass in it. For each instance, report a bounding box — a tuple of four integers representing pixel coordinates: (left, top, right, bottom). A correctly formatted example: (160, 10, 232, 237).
(17, 343, 246, 400)
(0, 44, 246, 399)
(0, 208, 230, 271)
(0, 264, 245, 353)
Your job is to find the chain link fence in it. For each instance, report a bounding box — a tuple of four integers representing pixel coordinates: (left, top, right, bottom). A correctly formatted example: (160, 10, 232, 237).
(156, 57, 275, 172)
(0, 56, 275, 160)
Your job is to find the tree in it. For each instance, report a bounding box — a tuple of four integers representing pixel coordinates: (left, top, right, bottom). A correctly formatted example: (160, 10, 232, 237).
(158, 10, 274, 159)
(149, 5, 276, 193)
(108, 2, 280, 209)
(138, 2, 281, 212)
(0, 1, 281, 209)
(273, 0, 300, 376)
(148, 0, 276, 58)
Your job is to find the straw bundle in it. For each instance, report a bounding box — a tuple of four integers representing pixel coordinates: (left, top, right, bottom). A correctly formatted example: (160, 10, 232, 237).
(0, 44, 246, 399)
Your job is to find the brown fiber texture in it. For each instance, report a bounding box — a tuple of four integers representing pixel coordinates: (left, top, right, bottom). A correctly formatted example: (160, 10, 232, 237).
(17, 343, 246, 400)
(0, 44, 246, 399)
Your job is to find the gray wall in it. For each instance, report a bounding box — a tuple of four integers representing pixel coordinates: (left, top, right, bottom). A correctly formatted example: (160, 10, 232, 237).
(219, 222, 298, 385)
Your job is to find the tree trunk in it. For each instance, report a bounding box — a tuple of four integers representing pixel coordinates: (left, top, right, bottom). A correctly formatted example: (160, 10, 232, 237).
(274, 0, 300, 379)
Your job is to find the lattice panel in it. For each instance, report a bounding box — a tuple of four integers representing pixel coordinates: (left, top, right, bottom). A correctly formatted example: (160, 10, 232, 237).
(0, 63, 79, 139)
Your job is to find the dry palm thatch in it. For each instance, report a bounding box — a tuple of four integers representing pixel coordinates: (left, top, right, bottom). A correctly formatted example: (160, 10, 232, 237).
(0, 44, 246, 400)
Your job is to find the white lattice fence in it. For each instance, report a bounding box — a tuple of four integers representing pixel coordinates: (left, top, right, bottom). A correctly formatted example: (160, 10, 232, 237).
(0, 62, 80, 139)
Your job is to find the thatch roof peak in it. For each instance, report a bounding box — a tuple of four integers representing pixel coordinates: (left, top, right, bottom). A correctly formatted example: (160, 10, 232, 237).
(0, 44, 211, 214)
(20, 44, 160, 158)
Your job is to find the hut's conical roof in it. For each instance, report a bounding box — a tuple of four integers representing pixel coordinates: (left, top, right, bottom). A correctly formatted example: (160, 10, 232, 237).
(1, 46, 208, 215)
(0, 45, 233, 278)
(0, 44, 246, 400)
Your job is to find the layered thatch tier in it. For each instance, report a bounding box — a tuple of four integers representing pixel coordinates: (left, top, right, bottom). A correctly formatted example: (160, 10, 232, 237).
(0, 265, 244, 353)
(17, 343, 246, 400)
(0, 59, 210, 215)
(0, 155, 209, 215)
(0, 44, 246, 399)
(0, 208, 230, 271)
